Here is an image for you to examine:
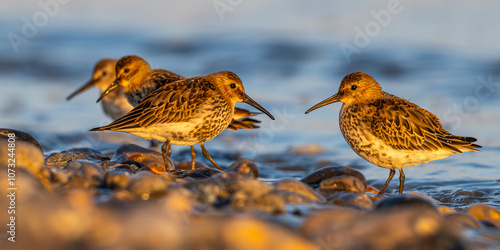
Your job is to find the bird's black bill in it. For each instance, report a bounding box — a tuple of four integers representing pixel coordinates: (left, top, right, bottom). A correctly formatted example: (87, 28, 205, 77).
(243, 94, 275, 120)
(66, 79, 96, 101)
(97, 80, 119, 103)
(305, 93, 340, 114)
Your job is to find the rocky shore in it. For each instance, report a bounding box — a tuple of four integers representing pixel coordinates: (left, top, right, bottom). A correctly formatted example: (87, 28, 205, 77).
(1, 129, 499, 249)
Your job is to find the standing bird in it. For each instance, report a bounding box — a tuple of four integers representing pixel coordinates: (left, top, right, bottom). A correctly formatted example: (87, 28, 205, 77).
(66, 59, 133, 120)
(97, 55, 261, 131)
(305, 72, 481, 195)
(91, 71, 274, 171)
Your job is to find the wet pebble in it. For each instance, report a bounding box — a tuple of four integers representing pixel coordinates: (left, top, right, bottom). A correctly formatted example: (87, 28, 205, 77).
(319, 175, 366, 194)
(104, 171, 131, 189)
(374, 194, 438, 212)
(112, 144, 174, 171)
(444, 212, 483, 230)
(0, 129, 45, 174)
(301, 166, 367, 188)
(68, 147, 109, 161)
(191, 174, 285, 213)
(324, 192, 373, 210)
(279, 192, 317, 204)
(227, 159, 259, 178)
(64, 160, 105, 189)
(274, 178, 325, 202)
(302, 202, 465, 250)
(467, 204, 500, 228)
(177, 167, 224, 180)
(127, 172, 174, 200)
(45, 150, 87, 168)
(174, 161, 211, 170)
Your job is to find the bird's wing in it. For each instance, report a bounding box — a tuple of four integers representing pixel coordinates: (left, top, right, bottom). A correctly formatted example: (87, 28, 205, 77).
(370, 97, 460, 152)
(93, 78, 213, 131)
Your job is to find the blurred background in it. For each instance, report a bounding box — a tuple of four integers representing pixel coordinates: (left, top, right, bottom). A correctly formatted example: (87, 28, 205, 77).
(1, 1, 499, 207)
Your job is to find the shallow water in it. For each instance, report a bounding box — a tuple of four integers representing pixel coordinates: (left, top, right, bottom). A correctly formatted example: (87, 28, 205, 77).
(1, 1, 499, 211)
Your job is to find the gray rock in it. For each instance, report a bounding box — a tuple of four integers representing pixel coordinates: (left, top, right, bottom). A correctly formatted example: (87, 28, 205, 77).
(324, 192, 373, 210)
(0, 129, 45, 174)
(274, 178, 325, 202)
(112, 144, 174, 171)
(319, 175, 366, 194)
(301, 166, 367, 188)
(45, 151, 87, 168)
(104, 171, 131, 189)
(127, 172, 173, 200)
(227, 159, 259, 178)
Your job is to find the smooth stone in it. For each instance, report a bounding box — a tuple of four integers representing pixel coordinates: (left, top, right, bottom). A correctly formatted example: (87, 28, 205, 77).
(104, 171, 131, 189)
(219, 217, 316, 250)
(324, 192, 373, 210)
(467, 204, 500, 228)
(187, 216, 316, 250)
(68, 147, 109, 161)
(437, 206, 456, 215)
(174, 161, 211, 171)
(301, 207, 361, 237)
(374, 195, 438, 212)
(0, 168, 49, 201)
(106, 162, 141, 173)
(319, 175, 366, 194)
(0, 130, 44, 174)
(64, 161, 105, 189)
(279, 191, 317, 204)
(191, 174, 285, 213)
(227, 159, 259, 178)
(274, 178, 325, 202)
(445, 212, 483, 230)
(177, 167, 224, 180)
(45, 151, 87, 168)
(301, 166, 367, 188)
(163, 187, 194, 215)
(111, 144, 174, 171)
(303, 204, 465, 250)
(127, 172, 173, 200)
(0, 128, 43, 152)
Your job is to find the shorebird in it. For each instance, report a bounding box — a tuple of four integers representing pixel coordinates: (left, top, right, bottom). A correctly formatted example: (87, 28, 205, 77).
(67, 59, 133, 120)
(97, 55, 261, 131)
(305, 72, 481, 195)
(91, 71, 274, 171)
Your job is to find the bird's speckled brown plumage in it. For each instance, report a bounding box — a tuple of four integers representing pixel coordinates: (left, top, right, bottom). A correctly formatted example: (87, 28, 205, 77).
(98, 55, 262, 131)
(92, 71, 274, 170)
(306, 72, 481, 195)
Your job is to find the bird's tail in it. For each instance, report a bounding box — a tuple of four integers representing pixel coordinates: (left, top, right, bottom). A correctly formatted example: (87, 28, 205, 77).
(439, 135, 482, 153)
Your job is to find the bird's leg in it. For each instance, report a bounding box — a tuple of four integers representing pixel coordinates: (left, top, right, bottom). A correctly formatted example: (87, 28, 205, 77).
(161, 139, 172, 169)
(398, 168, 405, 195)
(377, 168, 395, 196)
(190, 145, 196, 170)
(200, 143, 224, 171)
(167, 143, 172, 158)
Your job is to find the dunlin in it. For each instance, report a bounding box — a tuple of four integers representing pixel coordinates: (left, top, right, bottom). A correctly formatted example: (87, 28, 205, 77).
(305, 72, 481, 195)
(67, 59, 133, 120)
(91, 71, 274, 170)
(97, 55, 261, 131)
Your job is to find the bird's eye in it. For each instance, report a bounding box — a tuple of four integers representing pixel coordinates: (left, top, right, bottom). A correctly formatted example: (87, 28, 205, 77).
(351, 85, 357, 90)
(124, 69, 130, 73)
(102, 71, 107, 76)
(230, 84, 236, 89)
